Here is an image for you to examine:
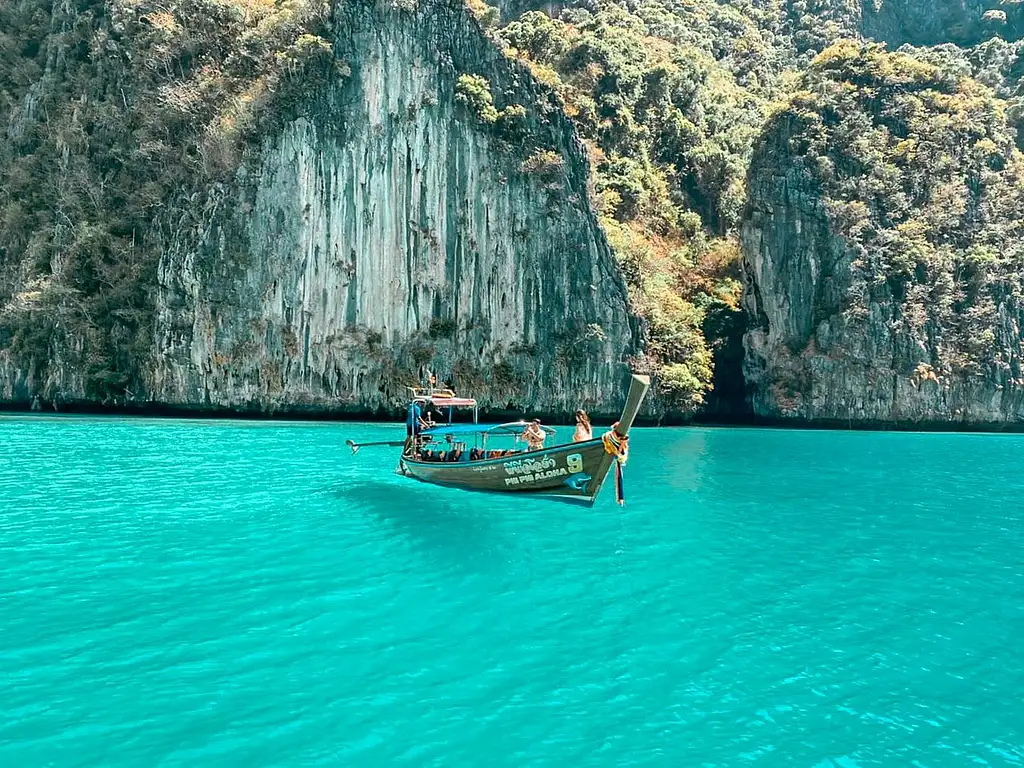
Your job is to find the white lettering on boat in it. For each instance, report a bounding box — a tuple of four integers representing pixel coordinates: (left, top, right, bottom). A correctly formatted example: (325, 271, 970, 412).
(504, 467, 568, 486)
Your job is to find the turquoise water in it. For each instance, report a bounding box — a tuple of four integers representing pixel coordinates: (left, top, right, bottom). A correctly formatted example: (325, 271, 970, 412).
(2, 416, 1023, 766)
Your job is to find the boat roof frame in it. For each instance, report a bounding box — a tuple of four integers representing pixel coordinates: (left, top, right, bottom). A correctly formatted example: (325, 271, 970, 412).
(419, 420, 556, 439)
(410, 395, 478, 407)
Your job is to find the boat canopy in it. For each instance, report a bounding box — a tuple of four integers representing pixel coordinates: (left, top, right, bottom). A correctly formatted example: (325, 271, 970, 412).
(420, 420, 556, 438)
(408, 386, 457, 398)
(430, 396, 477, 408)
(411, 395, 478, 408)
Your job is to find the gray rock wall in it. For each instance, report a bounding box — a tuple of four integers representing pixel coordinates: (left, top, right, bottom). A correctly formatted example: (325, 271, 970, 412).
(145, 0, 639, 417)
(741, 113, 1024, 428)
(863, 0, 1024, 47)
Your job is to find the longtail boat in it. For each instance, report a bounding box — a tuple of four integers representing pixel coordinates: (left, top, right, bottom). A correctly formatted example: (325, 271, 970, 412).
(349, 374, 650, 506)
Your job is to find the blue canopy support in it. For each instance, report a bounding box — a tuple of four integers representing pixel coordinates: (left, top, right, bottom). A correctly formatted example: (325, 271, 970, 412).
(419, 421, 557, 439)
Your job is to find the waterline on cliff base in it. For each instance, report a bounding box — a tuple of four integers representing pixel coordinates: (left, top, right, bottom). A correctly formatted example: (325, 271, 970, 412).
(2, 418, 1023, 765)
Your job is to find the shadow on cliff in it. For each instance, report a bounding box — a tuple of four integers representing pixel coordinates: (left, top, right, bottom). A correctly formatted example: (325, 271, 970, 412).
(331, 480, 509, 570)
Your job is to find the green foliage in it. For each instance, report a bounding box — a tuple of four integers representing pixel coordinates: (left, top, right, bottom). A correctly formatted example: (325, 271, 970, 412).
(454, 73, 528, 136)
(601, 215, 741, 409)
(0, 0, 338, 401)
(465, 0, 500, 30)
(496, 0, 765, 410)
(428, 317, 458, 339)
(276, 33, 336, 75)
(772, 41, 1024, 379)
(520, 149, 565, 181)
(900, 39, 1024, 150)
(495, 102, 529, 139)
(456, 73, 501, 123)
(499, 4, 766, 236)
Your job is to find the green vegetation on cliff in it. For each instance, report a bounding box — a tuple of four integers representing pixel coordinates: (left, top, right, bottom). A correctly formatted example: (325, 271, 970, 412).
(0, 0, 337, 401)
(482, 0, 1024, 413)
(491, 4, 767, 410)
(901, 39, 1024, 148)
(475, 0, 859, 410)
(764, 41, 1024, 380)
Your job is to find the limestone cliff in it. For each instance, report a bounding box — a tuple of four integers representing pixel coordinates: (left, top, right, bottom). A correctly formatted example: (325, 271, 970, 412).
(862, 0, 1024, 47)
(0, 0, 640, 418)
(150, 0, 640, 417)
(742, 43, 1024, 428)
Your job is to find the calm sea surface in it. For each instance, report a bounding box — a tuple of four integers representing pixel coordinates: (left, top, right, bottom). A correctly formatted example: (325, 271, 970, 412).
(2, 416, 1023, 766)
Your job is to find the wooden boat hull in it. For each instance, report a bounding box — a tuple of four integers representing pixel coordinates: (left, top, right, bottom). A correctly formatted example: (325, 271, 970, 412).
(396, 374, 651, 506)
(398, 438, 611, 504)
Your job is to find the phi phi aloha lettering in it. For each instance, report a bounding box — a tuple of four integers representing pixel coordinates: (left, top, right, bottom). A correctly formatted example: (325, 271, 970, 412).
(502, 456, 570, 486)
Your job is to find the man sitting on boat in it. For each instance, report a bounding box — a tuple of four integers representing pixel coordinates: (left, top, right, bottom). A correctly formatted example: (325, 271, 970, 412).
(523, 419, 546, 451)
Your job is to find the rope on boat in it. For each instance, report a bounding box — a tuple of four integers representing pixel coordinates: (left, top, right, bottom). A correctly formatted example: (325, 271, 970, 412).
(601, 422, 630, 506)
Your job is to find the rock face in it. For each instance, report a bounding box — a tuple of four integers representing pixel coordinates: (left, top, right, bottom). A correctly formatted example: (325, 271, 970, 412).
(3, 0, 640, 417)
(741, 133, 941, 426)
(741, 51, 1024, 429)
(862, 0, 1024, 47)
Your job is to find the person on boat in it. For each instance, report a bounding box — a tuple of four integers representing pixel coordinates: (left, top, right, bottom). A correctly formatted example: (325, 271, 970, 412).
(523, 419, 546, 451)
(573, 409, 592, 442)
(406, 401, 424, 437)
(404, 400, 425, 455)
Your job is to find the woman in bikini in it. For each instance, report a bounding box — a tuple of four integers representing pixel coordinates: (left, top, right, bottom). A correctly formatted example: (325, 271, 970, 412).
(573, 409, 592, 442)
